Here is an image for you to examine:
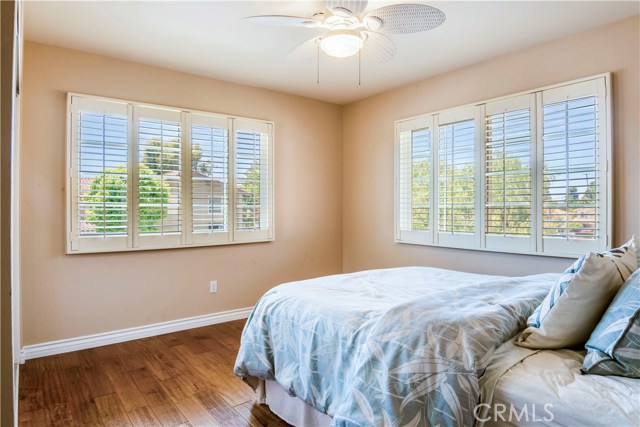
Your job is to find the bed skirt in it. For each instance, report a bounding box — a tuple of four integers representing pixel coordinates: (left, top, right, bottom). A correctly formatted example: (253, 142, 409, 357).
(261, 379, 332, 427)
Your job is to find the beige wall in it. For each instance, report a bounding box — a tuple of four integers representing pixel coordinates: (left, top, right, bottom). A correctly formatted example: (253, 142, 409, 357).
(21, 42, 343, 345)
(343, 15, 640, 275)
(21, 15, 640, 347)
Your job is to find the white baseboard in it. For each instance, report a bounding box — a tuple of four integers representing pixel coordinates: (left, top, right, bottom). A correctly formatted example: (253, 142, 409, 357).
(20, 306, 253, 362)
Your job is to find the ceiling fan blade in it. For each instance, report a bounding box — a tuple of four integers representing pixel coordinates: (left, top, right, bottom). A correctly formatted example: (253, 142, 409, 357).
(361, 31, 395, 63)
(365, 4, 446, 34)
(323, 0, 368, 17)
(243, 15, 320, 27)
(286, 37, 321, 62)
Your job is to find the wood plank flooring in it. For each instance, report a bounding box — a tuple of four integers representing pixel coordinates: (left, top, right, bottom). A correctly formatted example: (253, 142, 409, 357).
(18, 320, 290, 427)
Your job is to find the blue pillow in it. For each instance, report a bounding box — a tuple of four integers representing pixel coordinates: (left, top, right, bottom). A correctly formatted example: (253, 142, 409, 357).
(582, 269, 640, 378)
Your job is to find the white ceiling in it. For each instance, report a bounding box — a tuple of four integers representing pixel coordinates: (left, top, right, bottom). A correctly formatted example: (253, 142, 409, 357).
(24, 1, 639, 105)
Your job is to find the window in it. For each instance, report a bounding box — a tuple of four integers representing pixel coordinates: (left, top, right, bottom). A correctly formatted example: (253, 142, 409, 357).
(540, 80, 606, 255)
(136, 107, 183, 247)
(68, 94, 274, 253)
(436, 107, 479, 248)
(189, 113, 230, 245)
(234, 120, 272, 242)
(396, 75, 610, 257)
(396, 116, 434, 245)
(484, 95, 535, 253)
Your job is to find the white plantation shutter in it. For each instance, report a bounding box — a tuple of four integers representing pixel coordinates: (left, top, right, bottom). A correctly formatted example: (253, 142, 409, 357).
(396, 116, 434, 244)
(394, 75, 610, 257)
(540, 79, 607, 254)
(234, 119, 273, 242)
(69, 97, 131, 252)
(484, 95, 535, 252)
(190, 113, 230, 244)
(436, 108, 479, 248)
(67, 94, 274, 253)
(136, 106, 183, 248)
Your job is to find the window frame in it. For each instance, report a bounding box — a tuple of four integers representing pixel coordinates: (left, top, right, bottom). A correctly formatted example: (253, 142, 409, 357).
(394, 73, 611, 258)
(67, 93, 275, 254)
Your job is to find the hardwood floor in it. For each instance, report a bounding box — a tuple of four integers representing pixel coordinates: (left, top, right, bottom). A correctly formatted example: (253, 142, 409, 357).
(18, 320, 290, 427)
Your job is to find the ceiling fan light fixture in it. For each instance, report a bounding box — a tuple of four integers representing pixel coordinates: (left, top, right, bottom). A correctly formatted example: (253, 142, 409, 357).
(320, 30, 363, 58)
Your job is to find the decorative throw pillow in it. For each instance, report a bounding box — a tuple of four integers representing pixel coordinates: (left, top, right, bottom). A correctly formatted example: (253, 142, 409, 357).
(609, 237, 639, 279)
(631, 234, 640, 270)
(516, 240, 637, 349)
(582, 269, 640, 378)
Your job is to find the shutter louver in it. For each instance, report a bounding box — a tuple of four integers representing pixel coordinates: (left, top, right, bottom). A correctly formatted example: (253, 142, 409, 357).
(438, 119, 476, 235)
(398, 129, 412, 234)
(138, 115, 182, 236)
(542, 96, 600, 244)
(191, 124, 229, 234)
(485, 108, 532, 238)
(78, 112, 129, 237)
(411, 129, 432, 231)
(236, 131, 262, 231)
(234, 122, 271, 241)
(396, 117, 433, 245)
(191, 126, 229, 233)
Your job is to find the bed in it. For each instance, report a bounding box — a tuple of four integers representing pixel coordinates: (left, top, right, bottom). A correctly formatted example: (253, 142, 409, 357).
(477, 339, 640, 426)
(233, 266, 640, 426)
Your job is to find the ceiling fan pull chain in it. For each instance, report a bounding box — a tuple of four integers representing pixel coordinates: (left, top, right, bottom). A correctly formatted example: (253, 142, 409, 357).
(358, 48, 361, 86)
(317, 44, 321, 85)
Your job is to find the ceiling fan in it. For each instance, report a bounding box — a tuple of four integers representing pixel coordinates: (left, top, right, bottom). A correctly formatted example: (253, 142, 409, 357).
(243, 0, 446, 63)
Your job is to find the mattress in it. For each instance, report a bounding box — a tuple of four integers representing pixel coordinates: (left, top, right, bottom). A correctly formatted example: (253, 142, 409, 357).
(479, 341, 640, 427)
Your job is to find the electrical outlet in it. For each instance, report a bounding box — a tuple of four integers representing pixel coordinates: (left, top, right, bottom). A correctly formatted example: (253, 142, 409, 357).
(209, 280, 218, 294)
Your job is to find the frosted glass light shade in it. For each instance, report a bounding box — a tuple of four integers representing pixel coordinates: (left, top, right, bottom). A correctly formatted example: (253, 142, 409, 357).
(320, 31, 363, 58)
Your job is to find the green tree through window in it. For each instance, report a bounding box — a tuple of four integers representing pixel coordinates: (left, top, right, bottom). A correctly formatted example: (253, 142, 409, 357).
(238, 163, 261, 230)
(85, 165, 170, 234)
(410, 154, 595, 237)
(485, 153, 530, 236)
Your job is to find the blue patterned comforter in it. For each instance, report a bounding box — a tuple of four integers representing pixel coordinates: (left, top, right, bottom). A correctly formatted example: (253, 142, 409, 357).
(234, 267, 558, 427)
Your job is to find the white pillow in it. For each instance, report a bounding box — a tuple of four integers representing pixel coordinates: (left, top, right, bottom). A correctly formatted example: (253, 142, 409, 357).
(516, 240, 637, 349)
